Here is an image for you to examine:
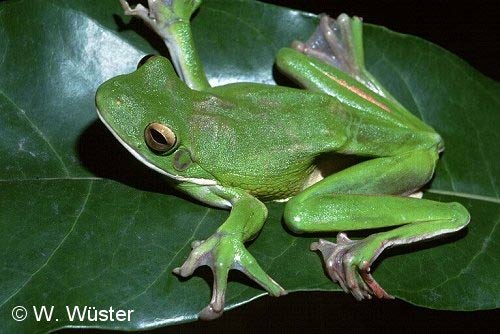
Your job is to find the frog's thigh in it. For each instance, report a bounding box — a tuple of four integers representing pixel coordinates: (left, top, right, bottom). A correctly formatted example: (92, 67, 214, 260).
(295, 149, 439, 201)
(284, 148, 444, 233)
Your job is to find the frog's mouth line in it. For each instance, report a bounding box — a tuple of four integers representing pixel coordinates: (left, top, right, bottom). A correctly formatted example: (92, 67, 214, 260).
(95, 108, 217, 186)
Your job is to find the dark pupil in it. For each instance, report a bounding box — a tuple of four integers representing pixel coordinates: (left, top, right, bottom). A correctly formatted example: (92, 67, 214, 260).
(150, 129, 169, 146)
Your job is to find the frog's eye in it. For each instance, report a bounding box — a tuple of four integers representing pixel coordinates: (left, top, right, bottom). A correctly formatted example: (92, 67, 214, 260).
(144, 122, 177, 154)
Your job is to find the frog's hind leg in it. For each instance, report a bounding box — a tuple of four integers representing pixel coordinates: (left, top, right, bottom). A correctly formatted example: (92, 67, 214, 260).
(306, 198, 469, 300)
(276, 14, 432, 133)
(283, 149, 470, 300)
(286, 14, 388, 103)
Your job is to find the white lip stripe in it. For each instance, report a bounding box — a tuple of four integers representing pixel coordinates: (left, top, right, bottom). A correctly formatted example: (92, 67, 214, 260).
(95, 109, 217, 186)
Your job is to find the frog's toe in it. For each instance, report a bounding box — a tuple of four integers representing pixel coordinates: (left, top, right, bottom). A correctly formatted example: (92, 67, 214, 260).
(199, 260, 230, 320)
(119, 0, 151, 24)
(199, 303, 223, 321)
(311, 233, 393, 300)
(173, 238, 216, 277)
(236, 249, 287, 297)
(292, 14, 360, 75)
(120, 0, 201, 35)
(174, 233, 285, 320)
(191, 239, 204, 249)
(359, 261, 393, 299)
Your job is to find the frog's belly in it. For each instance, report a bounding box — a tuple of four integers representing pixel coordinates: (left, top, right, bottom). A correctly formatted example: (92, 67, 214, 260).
(248, 181, 303, 201)
(224, 166, 315, 202)
(262, 154, 365, 201)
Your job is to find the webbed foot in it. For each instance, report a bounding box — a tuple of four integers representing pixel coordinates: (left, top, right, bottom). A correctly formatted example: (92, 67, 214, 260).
(311, 233, 393, 300)
(119, 0, 201, 39)
(292, 14, 387, 97)
(293, 15, 358, 73)
(174, 232, 286, 320)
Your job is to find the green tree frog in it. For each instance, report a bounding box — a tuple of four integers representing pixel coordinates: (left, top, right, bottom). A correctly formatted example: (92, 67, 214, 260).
(95, 0, 470, 320)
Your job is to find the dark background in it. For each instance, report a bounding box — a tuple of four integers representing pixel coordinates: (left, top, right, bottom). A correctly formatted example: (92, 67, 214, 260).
(261, 0, 500, 81)
(63, 1, 499, 333)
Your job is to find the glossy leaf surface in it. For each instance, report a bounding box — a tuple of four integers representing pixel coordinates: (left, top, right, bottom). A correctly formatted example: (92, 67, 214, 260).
(0, 0, 498, 332)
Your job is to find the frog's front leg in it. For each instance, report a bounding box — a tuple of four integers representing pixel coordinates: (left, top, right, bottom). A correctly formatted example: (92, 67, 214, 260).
(119, 0, 209, 90)
(173, 186, 286, 320)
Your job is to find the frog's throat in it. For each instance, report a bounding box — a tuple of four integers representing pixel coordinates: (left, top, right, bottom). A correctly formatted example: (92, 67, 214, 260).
(96, 109, 217, 186)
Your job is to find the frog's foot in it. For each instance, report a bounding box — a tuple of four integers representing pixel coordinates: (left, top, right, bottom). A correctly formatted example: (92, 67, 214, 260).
(293, 14, 362, 78)
(292, 14, 383, 95)
(173, 232, 287, 320)
(119, 0, 201, 39)
(311, 233, 394, 301)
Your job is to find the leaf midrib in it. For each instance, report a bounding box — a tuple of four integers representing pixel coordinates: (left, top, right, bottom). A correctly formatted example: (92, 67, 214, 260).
(427, 189, 500, 204)
(2, 177, 498, 203)
(0, 88, 70, 176)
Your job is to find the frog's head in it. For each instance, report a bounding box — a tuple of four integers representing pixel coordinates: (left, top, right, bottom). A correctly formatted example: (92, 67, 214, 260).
(95, 56, 216, 185)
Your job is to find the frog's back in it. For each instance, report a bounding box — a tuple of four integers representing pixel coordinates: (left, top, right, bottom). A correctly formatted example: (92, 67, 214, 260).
(204, 82, 350, 147)
(187, 83, 348, 200)
(207, 82, 346, 122)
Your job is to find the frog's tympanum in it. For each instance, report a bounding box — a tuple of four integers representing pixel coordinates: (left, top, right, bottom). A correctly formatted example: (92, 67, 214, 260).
(96, 0, 470, 320)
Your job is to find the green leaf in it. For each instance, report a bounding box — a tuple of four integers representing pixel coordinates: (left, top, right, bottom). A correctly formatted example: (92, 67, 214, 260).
(0, 0, 498, 332)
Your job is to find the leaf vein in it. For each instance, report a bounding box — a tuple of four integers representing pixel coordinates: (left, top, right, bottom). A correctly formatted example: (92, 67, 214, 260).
(0, 180, 93, 309)
(0, 89, 70, 176)
(119, 208, 211, 306)
(109, 194, 143, 268)
(401, 217, 499, 297)
(203, 6, 279, 51)
(458, 104, 498, 197)
(0, 29, 8, 68)
(426, 189, 500, 203)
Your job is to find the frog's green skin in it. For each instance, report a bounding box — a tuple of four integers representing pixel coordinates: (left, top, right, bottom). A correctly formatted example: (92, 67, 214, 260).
(96, 0, 470, 320)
